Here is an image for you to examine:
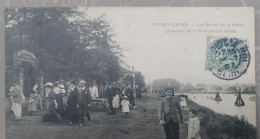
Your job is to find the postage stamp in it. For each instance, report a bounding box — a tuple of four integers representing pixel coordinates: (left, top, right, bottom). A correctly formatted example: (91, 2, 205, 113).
(206, 37, 250, 80)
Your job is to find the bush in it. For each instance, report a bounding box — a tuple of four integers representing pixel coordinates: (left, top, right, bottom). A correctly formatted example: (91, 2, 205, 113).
(186, 99, 256, 139)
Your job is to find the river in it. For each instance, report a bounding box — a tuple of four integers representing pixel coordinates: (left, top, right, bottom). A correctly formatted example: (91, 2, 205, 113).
(180, 93, 256, 126)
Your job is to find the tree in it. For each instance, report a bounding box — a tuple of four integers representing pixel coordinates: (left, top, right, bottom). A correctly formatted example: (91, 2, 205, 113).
(135, 71, 145, 89)
(5, 8, 123, 84)
(122, 75, 134, 86)
(151, 78, 181, 91)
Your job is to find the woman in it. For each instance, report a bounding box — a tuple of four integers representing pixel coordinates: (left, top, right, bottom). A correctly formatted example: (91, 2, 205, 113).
(9, 82, 25, 120)
(42, 82, 58, 122)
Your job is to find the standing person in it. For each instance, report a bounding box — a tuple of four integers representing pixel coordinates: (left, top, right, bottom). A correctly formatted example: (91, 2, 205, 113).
(105, 83, 116, 114)
(9, 82, 25, 120)
(77, 80, 92, 127)
(89, 82, 98, 99)
(158, 84, 184, 139)
(187, 109, 201, 139)
(180, 95, 187, 108)
(121, 96, 133, 117)
(126, 84, 135, 108)
(32, 80, 44, 110)
(42, 82, 59, 122)
(27, 93, 37, 115)
(67, 80, 79, 125)
(58, 80, 66, 119)
(135, 85, 142, 102)
(53, 81, 63, 118)
(112, 83, 120, 109)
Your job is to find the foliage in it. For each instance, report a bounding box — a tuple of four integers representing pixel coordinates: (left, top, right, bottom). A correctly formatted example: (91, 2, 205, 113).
(135, 71, 145, 89)
(186, 99, 256, 139)
(5, 8, 122, 84)
(181, 82, 196, 92)
(151, 78, 181, 91)
(122, 75, 134, 86)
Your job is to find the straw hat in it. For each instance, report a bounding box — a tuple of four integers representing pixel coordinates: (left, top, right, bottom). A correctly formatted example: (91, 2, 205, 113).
(44, 82, 53, 87)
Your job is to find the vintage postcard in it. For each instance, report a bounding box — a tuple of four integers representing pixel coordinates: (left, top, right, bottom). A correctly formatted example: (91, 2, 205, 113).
(4, 7, 256, 139)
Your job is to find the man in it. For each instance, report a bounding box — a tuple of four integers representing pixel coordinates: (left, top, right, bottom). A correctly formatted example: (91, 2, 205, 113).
(105, 83, 116, 114)
(9, 82, 25, 120)
(32, 80, 44, 110)
(67, 80, 79, 125)
(77, 79, 92, 127)
(158, 84, 184, 139)
(89, 82, 98, 99)
(112, 83, 120, 109)
(135, 85, 142, 102)
(126, 84, 135, 108)
(53, 81, 63, 119)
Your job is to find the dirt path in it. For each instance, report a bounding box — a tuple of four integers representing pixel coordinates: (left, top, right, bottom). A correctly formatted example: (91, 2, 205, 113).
(6, 93, 189, 139)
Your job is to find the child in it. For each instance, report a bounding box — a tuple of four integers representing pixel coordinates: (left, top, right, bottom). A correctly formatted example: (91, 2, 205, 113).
(187, 108, 201, 139)
(121, 96, 133, 117)
(180, 96, 187, 108)
(27, 93, 37, 115)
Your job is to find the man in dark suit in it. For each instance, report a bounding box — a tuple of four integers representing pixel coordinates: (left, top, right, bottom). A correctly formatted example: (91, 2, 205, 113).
(77, 79, 92, 127)
(67, 80, 79, 125)
(105, 83, 116, 114)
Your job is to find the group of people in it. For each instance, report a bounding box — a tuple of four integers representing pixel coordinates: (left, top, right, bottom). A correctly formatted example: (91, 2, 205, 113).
(158, 84, 201, 139)
(105, 83, 142, 117)
(39, 79, 92, 127)
(9, 78, 143, 127)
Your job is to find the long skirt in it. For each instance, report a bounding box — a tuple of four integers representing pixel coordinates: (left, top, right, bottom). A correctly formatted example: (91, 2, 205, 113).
(12, 102, 22, 119)
(42, 99, 58, 122)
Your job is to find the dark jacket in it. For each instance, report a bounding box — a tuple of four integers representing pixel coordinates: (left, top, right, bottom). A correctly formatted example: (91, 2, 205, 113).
(105, 87, 114, 100)
(77, 88, 92, 108)
(158, 96, 183, 123)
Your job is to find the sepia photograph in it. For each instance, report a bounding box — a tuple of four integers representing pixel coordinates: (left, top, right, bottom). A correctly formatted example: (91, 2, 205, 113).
(4, 7, 256, 139)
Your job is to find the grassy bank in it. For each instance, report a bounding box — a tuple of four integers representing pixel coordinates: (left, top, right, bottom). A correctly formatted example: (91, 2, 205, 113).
(186, 98, 256, 139)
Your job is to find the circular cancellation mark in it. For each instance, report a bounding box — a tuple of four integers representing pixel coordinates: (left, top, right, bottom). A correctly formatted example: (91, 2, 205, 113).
(206, 37, 250, 80)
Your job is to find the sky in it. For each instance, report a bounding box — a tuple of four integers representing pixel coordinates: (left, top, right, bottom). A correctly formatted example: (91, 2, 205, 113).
(85, 8, 255, 85)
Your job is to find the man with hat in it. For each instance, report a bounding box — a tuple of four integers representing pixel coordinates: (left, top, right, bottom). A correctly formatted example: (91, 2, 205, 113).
(89, 81, 99, 99)
(77, 79, 92, 127)
(158, 83, 184, 139)
(112, 83, 120, 109)
(105, 83, 116, 114)
(67, 80, 79, 125)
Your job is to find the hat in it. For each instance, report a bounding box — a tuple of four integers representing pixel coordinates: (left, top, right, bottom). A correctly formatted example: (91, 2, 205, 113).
(166, 83, 172, 88)
(123, 95, 127, 99)
(44, 82, 53, 87)
(123, 84, 126, 87)
(59, 79, 65, 83)
(9, 86, 14, 92)
(54, 81, 59, 85)
(79, 80, 87, 85)
(58, 84, 65, 89)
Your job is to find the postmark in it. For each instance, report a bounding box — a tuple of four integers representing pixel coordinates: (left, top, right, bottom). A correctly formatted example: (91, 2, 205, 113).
(206, 37, 250, 80)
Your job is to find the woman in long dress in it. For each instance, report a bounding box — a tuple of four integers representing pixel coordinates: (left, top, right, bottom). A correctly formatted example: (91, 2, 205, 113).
(42, 83, 58, 122)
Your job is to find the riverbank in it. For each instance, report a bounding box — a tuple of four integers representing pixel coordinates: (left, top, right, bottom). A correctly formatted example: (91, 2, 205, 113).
(186, 98, 256, 139)
(6, 93, 256, 139)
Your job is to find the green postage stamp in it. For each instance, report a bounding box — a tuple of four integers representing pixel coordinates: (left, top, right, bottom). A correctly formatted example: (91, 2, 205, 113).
(206, 37, 250, 80)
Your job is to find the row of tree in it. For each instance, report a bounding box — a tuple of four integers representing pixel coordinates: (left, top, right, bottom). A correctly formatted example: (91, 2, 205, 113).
(151, 78, 256, 94)
(5, 8, 122, 83)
